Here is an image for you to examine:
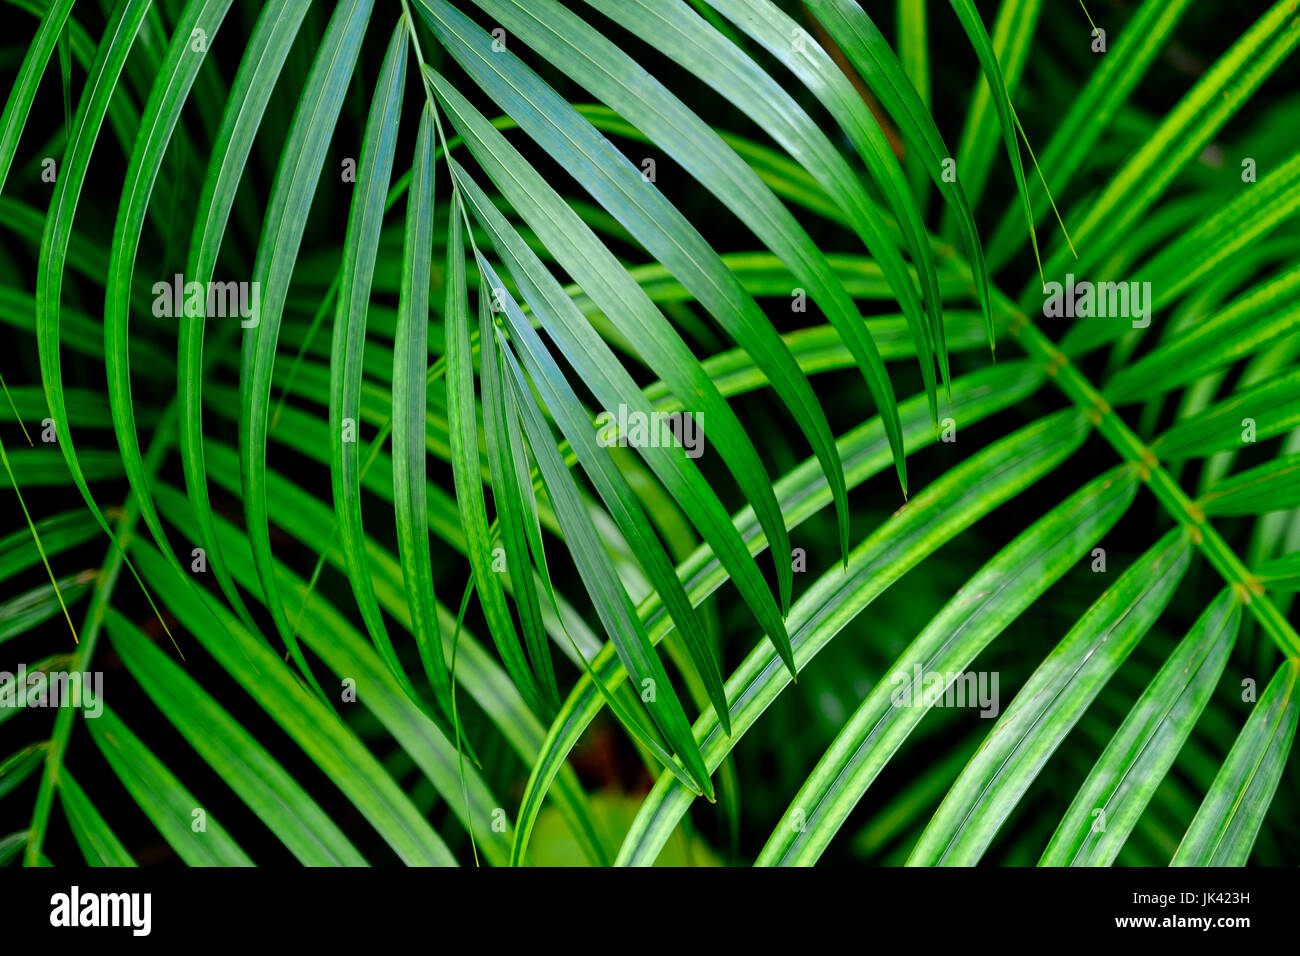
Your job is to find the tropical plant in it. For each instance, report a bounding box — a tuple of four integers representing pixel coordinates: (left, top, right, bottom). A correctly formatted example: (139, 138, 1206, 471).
(0, 0, 1297, 868)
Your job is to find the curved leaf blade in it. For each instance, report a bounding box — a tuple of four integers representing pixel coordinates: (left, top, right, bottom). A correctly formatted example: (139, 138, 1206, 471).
(1042, 589, 1240, 866)
(1173, 660, 1300, 866)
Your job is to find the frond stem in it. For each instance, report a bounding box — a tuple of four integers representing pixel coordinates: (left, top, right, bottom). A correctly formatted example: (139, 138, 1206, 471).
(25, 399, 179, 865)
(1001, 304, 1300, 659)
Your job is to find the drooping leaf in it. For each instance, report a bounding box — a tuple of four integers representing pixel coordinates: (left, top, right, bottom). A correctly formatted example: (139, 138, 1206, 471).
(1172, 660, 1300, 866)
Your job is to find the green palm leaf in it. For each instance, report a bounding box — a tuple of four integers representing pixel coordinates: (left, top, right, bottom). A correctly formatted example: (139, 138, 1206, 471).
(3, 0, 1298, 872)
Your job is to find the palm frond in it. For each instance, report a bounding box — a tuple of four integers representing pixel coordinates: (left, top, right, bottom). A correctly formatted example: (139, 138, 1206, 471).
(1, 0, 1297, 870)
